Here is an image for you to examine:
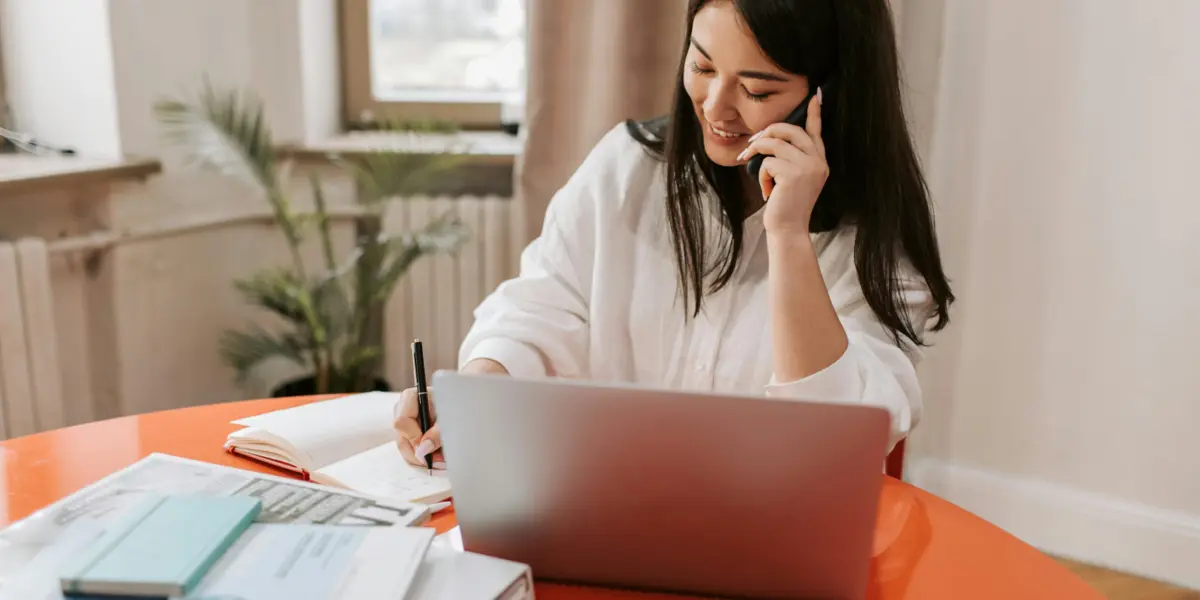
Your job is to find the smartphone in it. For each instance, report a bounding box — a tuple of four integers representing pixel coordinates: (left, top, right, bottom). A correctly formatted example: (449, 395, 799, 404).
(745, 86, 820, 181)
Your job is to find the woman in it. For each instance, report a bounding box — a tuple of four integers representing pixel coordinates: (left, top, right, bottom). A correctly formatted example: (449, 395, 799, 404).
(395, 0, 953, 470)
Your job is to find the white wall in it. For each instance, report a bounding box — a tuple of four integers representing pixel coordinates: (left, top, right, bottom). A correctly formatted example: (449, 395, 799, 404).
(2, 0, 337, 164)
(106, 0, 349, 414)
(0, 0, 122, 156)
(107, 0, 256, 157)
(1, 0, 349, 415)
(907, 0, 1200, 588)
(107, 0, 338, 156)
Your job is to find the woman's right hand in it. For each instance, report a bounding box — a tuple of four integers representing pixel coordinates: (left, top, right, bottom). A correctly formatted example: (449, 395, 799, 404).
(392, 357, 510, 469)
(393, 386, 444, 469)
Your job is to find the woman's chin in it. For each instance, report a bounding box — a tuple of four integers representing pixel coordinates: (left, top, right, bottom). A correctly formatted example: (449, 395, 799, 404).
(702, 141, 745, 167)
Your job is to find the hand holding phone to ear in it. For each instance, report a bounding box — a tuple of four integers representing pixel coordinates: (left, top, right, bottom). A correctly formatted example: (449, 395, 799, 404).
(737, 87, 829, 235)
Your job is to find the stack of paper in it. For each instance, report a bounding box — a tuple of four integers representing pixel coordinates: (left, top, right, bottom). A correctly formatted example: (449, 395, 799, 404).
(53, 491, 445, 600)
(406, 527, 535, 600)
(0, 454, 432, 600)
(218, 395, 534, 598)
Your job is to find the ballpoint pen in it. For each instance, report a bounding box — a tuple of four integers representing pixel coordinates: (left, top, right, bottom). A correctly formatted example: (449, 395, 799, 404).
(412, 339, 433, 475)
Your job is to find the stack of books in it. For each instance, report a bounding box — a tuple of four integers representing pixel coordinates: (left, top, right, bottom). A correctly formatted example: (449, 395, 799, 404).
(57, 493, 532, 600)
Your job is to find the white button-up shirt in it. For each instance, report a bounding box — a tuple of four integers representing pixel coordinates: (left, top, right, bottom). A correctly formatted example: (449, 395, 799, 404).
(459, 124, 934, 451)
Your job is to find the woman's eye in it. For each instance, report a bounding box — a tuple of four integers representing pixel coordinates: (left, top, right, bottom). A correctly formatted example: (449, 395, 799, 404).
(689, 62, 714, 75)
(742, 87, 772, 102)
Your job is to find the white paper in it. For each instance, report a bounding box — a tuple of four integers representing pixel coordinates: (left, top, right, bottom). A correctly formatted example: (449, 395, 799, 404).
(433, 526, 464, 552)
(407, 543, 534, 600)
(316, 443, 452, 504)
(0, 453, 429, 600)
(232, 392, 401, 471)
(191, 524, 434, 600)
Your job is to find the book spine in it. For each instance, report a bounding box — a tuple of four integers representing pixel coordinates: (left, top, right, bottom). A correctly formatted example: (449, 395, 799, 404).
(226, 446, 312, 481)
(179, 501, 262, 595)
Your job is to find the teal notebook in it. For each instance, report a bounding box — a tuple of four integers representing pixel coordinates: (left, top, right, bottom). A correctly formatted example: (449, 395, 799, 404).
(59, 494, 261, 598)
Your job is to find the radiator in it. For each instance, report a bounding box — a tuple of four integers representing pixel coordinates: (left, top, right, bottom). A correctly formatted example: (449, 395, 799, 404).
(383, 195, 518, 390)
(0, 238, 64, 440)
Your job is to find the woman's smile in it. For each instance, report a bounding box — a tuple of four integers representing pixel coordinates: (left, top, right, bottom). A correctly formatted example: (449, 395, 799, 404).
(704, 119, 750, 147)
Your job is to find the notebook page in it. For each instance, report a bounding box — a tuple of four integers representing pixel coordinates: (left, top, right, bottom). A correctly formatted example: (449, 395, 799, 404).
(231, 392, 401, 471)
(314, 443, 452, 504)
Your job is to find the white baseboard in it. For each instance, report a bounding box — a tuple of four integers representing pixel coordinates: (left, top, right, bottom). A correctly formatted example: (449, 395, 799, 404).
(907, 458, 1200, 591)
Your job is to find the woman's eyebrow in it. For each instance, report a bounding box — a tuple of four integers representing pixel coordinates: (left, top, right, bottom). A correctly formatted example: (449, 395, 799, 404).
(690, 38, 790, 82)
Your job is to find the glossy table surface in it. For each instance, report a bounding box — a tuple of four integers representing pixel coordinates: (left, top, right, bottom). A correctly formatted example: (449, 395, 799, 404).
(0, 396, 1103, 600)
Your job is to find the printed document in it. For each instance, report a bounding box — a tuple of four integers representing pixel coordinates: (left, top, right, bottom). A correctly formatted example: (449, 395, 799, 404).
(0, 453, 428, 600)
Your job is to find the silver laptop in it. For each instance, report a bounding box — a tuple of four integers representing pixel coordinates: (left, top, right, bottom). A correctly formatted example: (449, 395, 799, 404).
(432, 371, 890, 600)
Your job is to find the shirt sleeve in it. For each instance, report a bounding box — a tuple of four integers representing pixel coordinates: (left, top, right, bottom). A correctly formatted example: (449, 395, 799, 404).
(764, 247, 934, 453)
(458, 125, 630, 378)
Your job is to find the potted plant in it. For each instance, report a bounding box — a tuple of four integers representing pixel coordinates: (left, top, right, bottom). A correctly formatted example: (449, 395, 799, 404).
(154, 83, 468, 395)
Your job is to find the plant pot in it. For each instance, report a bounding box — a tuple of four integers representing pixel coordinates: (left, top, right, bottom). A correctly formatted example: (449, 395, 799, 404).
(270, 375, 392, 398)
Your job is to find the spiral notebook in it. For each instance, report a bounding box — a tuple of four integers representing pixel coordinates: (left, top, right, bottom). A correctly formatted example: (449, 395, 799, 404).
(223, 392, 452, 505)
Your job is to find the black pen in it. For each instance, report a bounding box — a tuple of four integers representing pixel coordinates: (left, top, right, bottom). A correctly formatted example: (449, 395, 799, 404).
(412, 339, 434, 474)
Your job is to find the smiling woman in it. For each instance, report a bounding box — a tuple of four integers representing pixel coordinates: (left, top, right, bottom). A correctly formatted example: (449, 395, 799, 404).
(394, 0, 954, 471)
(683, 8, 823, 164)
(645, 0, 953, 341)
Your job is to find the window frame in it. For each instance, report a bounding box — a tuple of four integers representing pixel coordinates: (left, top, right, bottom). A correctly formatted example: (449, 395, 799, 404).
(338, 0, 516, 130)
(0, 11, 9, 131)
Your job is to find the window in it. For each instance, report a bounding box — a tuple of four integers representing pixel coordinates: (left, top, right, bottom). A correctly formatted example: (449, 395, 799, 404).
(340, 0, 526, 130)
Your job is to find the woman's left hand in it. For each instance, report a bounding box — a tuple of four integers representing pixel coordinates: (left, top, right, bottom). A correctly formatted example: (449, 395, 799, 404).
(738, 88, 828, 235)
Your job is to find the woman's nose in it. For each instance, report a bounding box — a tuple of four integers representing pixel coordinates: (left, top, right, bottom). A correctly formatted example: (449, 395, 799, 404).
(702, 79, 738, 123)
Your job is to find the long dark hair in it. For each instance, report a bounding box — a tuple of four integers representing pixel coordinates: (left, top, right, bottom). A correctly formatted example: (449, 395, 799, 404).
(627, 0, 953, 347)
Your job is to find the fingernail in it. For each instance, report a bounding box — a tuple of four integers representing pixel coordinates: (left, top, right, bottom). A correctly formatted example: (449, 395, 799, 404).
(432, 461, 447, 470)
(736, 149, 749, 161)
(414, 439, 435, 459)
(747, 131, 763, 143)
(817, 86, 824, 105)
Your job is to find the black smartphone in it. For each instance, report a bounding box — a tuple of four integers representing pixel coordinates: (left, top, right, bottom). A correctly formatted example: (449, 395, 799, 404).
(745, 86, 820, 181)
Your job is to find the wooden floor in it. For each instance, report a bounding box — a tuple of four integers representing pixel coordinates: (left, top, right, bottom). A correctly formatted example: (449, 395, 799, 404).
(1058, 559, 1200, 600)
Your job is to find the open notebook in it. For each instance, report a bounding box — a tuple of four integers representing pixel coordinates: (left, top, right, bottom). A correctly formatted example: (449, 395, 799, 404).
(223, 392, 451, 505)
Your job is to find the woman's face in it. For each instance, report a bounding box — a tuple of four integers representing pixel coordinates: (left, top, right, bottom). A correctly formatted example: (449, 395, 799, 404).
(683, 2, 812, 167)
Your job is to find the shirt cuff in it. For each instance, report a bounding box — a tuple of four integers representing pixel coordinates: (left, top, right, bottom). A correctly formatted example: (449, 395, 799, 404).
(461, 338, 548, 379)
(764, 344, 865, 404)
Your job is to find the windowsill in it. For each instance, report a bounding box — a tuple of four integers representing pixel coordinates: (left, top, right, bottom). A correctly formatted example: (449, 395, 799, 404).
(279, 130, 519, 197)
(0, 153, 162, 197)
(285, 129, 519, 162)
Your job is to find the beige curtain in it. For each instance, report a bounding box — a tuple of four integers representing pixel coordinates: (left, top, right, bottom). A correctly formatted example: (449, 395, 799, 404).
(514, 0, 688, 245)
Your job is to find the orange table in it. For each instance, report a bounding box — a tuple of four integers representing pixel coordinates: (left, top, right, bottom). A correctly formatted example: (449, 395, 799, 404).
(0, 396, 1102, 600)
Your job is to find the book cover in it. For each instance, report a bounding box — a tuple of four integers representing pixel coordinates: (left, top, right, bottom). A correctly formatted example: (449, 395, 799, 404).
(58, 494, 262, 598)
